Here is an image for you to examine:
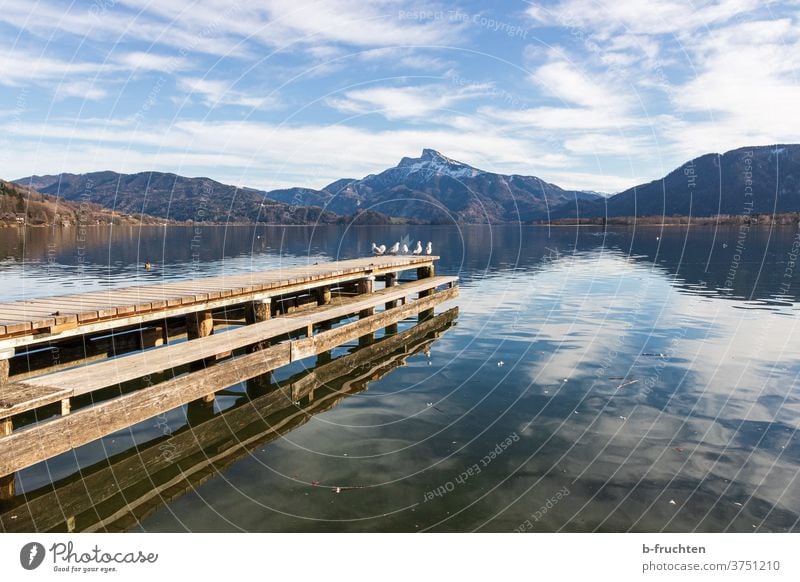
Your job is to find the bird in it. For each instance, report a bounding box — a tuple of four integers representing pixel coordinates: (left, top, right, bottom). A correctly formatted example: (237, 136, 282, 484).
(388, 241, 400, 255)
(371, 242, 386, 255)
(401, 243, 409, 254)
(425, 241, 433, 255)
(144, 261, 151, 271)
(412, 241, 422, 255)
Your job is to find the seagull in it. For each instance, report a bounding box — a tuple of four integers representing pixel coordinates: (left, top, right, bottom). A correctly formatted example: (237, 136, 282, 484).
(412, 241, 422, 255)
(371, 242, 386, 255)
(425, 241, 433, 255)
(388, 241, 400, 255)
(401, 243, 409, 254)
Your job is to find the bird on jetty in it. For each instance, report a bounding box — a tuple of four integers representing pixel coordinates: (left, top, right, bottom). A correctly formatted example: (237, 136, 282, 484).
(388, 241, 400, 255)
(412, 241, 422, 255)
(425, 242, 433, 255)
(371, 242, 386, 255)
(401, 243, 409, 254)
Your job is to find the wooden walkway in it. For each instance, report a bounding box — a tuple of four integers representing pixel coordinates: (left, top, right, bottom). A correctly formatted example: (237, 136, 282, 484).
(0, 255, 458, 503)
(0, 255, 438, 350)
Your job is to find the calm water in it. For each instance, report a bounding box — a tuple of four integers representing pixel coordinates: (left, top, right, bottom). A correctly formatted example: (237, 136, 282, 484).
(1, 223, 799, 532)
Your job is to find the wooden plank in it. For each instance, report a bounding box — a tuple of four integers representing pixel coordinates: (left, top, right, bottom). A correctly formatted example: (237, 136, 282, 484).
(19, 277, 457, 396)
(0, 383, 72, 419)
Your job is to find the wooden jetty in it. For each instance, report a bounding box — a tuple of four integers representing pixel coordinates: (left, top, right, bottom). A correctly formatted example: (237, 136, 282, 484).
(0, 307, 457, 532)
(0, 255, 458, 507)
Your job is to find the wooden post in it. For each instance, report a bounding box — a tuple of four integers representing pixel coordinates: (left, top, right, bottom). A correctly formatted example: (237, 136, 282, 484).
(187, 310, 214, 339)
(245, 299, 272, 384)
(315, 286, 332, 306)
(385, 272, 398, 310)
(357, 277, 375, 346)
(139, 326, 165, 349)
(1, 349, 12, 387)
(0, 415, 13, 502)
(417, 265, 435, 322)
(187, 310, 215, 402)
(245, 299, 271, 324)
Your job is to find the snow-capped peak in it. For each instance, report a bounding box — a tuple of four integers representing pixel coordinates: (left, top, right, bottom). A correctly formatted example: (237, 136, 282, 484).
(395, 149, 482, 179)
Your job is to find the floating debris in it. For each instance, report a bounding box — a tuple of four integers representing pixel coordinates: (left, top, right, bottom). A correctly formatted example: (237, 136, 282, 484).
(669, 499, 677, 505)
(675, 447, 685, 453)
(497, 361, 505, 367)
(616, 379, 639, 390)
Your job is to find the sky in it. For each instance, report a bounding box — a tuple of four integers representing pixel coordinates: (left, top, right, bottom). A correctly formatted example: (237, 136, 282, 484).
(0, 0, 798, 194)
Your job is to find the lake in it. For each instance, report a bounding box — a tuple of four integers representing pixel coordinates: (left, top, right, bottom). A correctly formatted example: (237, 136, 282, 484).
(1, 223, 799, 532)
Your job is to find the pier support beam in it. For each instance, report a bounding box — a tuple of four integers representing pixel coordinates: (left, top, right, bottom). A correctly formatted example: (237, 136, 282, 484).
(187, 311, 216, 403)
(245, 299, 271, 325)
(245, 299, 273, 386)
(417, 265, 435, 322)
(315, 286, 332, 306)
(357, 278, 375, 346)
(0, 415, 13, 502)
(187, 310, 214, 340)
(138, 326, 165, 350)
(385, 272, 398, 310)
(0, 348, 12, 386)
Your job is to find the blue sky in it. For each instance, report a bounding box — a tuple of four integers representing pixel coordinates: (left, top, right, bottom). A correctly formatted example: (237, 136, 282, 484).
(0, 0, 797, 193)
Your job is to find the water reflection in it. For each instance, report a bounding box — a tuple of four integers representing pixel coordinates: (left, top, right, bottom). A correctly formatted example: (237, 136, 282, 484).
(1, 224, 799, 532)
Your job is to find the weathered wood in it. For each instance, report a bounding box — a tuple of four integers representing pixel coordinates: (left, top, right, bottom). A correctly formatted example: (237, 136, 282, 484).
(186, 310, 213, 339)
(0, 358, 8, 386)
(0, 282, 457, 477)
(0, 256, 439, 352)
(244, 300, 270, 324)
(16, 276, 456, 399)
(315, 286, 331, 306)
(292, 285, 459, 361)
(0, 383, 72, 420)
(0, 308, 457, 532)
(0, 343, 293, 477)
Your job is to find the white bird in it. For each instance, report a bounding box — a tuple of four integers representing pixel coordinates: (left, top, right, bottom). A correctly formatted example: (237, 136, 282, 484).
(372, 242, 386, 255)
(412, 241, 422, 255)
(425, 241, 433, 255)
(388, 241, 400, 255)
(401, 243, 409, 254)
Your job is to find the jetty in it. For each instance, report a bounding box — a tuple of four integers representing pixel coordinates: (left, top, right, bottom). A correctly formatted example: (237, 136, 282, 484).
(0, 255, 458, 515)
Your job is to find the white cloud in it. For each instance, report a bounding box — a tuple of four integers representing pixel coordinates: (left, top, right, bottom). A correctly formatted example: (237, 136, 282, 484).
(177, 77, 279, 109)
(327, 83, 493, 120)
(113, 52, 190, 73)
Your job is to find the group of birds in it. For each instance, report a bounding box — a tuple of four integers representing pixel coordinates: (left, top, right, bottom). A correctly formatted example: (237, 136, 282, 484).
(372, 240, 432, 256)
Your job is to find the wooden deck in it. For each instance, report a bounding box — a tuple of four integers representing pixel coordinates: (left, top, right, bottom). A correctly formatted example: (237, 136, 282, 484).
(0, 255, 438, 350)
(0, 255, 458, 498)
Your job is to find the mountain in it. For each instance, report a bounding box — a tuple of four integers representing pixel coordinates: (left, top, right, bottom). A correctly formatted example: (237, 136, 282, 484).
(551, 145, 800, 220)
(265, 149, 600, 223)
(1, 179, 165, 226)
(15, 171, 343, 224)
